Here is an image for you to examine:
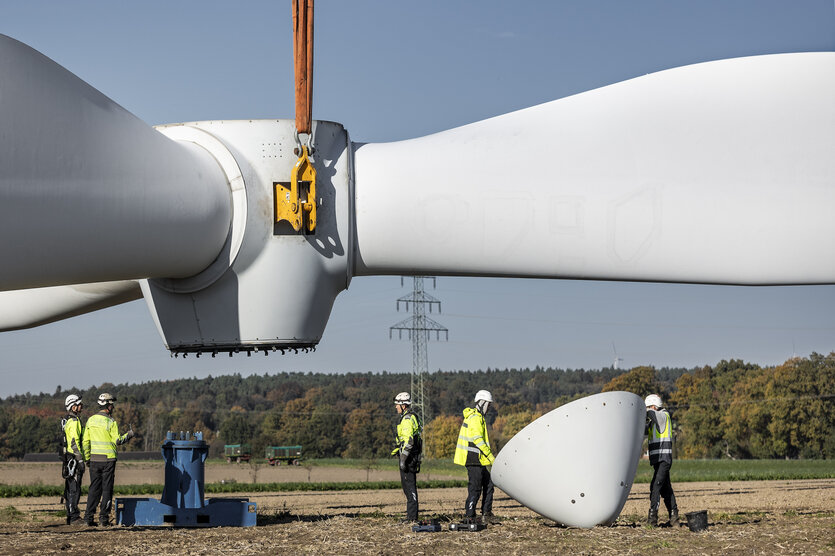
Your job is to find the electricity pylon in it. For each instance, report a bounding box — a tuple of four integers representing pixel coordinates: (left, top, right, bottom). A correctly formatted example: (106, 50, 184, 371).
(390, 276, 448, 440)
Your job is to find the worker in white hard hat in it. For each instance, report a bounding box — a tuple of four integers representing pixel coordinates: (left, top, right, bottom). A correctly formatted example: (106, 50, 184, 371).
(453, 389, 496, 520)
(61, 394, 86, 525)
(82, 393, 134, 527)
(645, 393, 679, 527)
(391, 391, 422, 522)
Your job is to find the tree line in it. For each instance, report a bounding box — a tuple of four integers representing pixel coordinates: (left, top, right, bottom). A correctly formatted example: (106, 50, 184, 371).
(0, 355, 832, 461)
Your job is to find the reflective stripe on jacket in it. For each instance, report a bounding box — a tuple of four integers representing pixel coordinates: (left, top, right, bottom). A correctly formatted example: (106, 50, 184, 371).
(82, 411, 128, 461)
(647, 409, 673, 465)
(63, 415, 83, 459)
(453, 407, 494, 466)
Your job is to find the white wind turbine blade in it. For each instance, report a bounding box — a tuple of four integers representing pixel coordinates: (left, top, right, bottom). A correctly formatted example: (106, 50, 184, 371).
(0, 281, 141, 332)
(353, 53, 835, 285)
(0, 35, 232, 292)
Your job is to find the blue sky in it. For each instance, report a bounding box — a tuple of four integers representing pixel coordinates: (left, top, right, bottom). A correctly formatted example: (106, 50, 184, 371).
(1, 1, 834, 397)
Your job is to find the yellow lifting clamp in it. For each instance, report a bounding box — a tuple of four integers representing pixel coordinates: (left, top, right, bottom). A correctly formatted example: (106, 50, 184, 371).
(275, 145, 317, 233)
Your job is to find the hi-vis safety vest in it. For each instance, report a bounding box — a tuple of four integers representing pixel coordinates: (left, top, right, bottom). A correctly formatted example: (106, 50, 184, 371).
(392, 412, 421, 455)
(647, 409, 673, 465)
(454, 407, 495, 467)
(391, 411, 422, 467)
(82, 411, 129, 461)
(63, 415, 83, 459)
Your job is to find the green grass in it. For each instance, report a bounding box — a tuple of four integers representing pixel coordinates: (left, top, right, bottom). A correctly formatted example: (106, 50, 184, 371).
(0, 479, 468, 498)
(205, 479, 467, 493)
(0, 484, 63, 498)
(265, 458, 835, 481)
(648, 540, 676, 549)
(205, 457, 467, 477)
(0, 506, 25, 522)
(809, 511, 834, 518)
(633, 459, 835, 483)
(713, 510, 766, 523)
(311, 458, 466, 476)
(0, 483, 162, 498)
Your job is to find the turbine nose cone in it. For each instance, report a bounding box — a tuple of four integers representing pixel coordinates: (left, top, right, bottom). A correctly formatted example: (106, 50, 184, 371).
(492, 391, 645, 528)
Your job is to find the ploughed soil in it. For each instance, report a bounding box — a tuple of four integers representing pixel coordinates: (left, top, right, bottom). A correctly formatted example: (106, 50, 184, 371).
(0, 464, 832, 555)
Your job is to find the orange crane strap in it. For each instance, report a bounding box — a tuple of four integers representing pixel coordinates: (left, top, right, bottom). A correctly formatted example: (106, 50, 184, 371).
(292, 0, 314, 135)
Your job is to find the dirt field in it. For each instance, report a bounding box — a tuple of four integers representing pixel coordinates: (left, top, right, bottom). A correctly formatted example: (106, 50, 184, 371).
(0, 468, 832, 555)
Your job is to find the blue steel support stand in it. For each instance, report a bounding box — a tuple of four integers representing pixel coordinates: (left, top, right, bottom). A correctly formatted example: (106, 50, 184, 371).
(116, 431, 257, 527)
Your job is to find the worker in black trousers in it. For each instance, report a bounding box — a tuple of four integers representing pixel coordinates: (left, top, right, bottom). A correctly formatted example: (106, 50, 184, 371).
(645, 394, 679, 527)
(82, 393, 133, 526)
(454, 390, 497, 521)
(391, 391, 422, 523)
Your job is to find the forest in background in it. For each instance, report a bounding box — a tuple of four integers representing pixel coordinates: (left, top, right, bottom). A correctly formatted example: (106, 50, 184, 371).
(1, 353, 833, 461)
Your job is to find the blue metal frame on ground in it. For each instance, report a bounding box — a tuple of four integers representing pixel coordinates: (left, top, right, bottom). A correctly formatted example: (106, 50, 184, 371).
(115, 431, 257, 527)
(116, 497, 256, 527)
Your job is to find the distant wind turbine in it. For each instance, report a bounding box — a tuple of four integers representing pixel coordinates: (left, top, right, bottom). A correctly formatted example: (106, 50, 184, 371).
(612, 342, 624, 370)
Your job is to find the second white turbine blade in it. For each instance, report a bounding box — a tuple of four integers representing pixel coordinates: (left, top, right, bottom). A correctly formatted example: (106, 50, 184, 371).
(353, 53, 835, 285)
(0, 281, 141, 332)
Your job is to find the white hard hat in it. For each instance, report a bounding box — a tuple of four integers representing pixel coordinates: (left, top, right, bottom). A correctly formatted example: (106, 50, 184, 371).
(64, 394, 82, 411)
(394, 392, 411, 405)
(474, 390, 493, 404)
(97, 392, 116, 406)
(644, 394, 663, 408)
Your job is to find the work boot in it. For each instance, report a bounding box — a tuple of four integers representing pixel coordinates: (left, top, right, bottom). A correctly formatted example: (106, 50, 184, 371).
(647, 508, 658, 527)
(669, 509, 679, 527)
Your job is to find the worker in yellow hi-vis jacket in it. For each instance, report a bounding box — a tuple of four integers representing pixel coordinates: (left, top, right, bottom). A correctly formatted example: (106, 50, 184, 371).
(391, 391, 422, 523)
(453, 390, 496, 519)
(61, 394, 85, 525)
(82, 393, 133, 527)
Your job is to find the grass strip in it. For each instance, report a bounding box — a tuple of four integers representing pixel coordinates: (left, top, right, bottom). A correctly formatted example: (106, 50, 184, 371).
(633, 459, 835, 483)
(205, 458, 467, 477)
(206, 479, 467, 493)
(0, 480, 468, 498)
